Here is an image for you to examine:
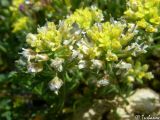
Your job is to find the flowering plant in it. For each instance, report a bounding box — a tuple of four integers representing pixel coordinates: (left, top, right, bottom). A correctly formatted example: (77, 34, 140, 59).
(1, 0, 160, 119)
(17, 0, 160, 118)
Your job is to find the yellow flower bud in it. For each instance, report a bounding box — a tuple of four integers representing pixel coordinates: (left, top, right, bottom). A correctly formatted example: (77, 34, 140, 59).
(146, 26, 157, 33)
(111, 40, 122, 50)
(137, 19, 148, 28)
(106, 51, 118, 61)
(127, 76, 135, 82)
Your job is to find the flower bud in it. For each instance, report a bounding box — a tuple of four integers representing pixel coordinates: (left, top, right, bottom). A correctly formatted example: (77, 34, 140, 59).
(36, 54, 49, 62)
(27, 63, 43, 73)
(50, 58, 64, 72)
(49, 76, 63, 95)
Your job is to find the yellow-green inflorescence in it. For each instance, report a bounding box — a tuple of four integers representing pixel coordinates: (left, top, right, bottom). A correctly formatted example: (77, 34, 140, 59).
(87, 21, 135, 58)
(124, 0, 160, 32)
(10, 0, 33, 33)
(12, 17, 30, 33)
(21, 5, 159, 94)
(65, 7, 104, 29)
(27, 22, 62, 52)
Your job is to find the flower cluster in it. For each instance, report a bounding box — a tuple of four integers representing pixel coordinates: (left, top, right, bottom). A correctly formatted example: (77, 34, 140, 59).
(19, 6, 157, 94)
(9, 0, 33, 33)
(64, 7, 104, 29)
(115, 61, 154, 84)
(26, 22, 62, 52)
(124, 0, 160, 32)
(19, 48, 48, 73)
(12, 16, 30, 33)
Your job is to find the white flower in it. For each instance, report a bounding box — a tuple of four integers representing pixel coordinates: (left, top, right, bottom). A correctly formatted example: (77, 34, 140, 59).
(69, 45, 73, 50)
(26, 33, 37, 41)
(76, 39, 90, 55)
(71, 49, 83, 59)
(91, 6, 104, 21)
(97, 79, 109, 87)
(90, 59, 103, 69)
(78, 60, 87, 69)
(81, 45, 89, 54)
(63, 40, 71, 45)
(15, 59, 26, 66)
(128, 23, 137, 32)
(125, 43, 148, 56)
(36, 54, 49, 62)
(116, 60, 132, 70)
(58, 20, 64, 27)
(50, 58, 64, 72)
(115, 61, 132, 75)
(25, 0, 31, 4)
(71, 50, 80, 59)
(37, 26, 48, 33)
(49, 76, 63, 95)
(78, 53, 84, 59)
(75, 30, 81, 35)
(91, 5, 97, 10)
(20, 48, 36, 62)
(20, 48, 49, 62)
(27, 63, 43, 73)
(83, 108, 96, 119)
(81, 31, 86, 35)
